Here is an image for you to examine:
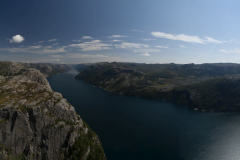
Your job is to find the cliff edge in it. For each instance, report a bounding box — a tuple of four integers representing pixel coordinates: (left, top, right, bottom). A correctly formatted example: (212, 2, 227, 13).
(0, 62, 106, 160)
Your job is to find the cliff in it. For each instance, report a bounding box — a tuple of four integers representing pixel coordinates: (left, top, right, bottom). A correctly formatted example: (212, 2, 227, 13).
(0, 62, 106, 160)
(76, 62, 240, 112)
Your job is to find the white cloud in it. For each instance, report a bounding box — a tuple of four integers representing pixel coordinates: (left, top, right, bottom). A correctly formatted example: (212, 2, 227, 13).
(155, 45, 169, 49)
(179, 45, 187, 48)
(0, 46, 66, 54)
(82, 36, 93, 39)
(109, 35, 129, 39)
(51, 53, 107, 58)
(134, 48, 161, 53)
(52, 43, 59, 45)
(141, 52, 150, 56)
(116, 42, 161, 53)
(141, 38, 156, 41)
(9, 35, 25, 43)
(39, 41, 45, 43)
(48, 39, 58, 42)
(68, 39, 112, 51)
(205, 37, 222, 44)
(111, 39, 123, 42)
(219, 49, 229, 53)
(151, 31, 222, 44)
(28, 45, 42, 49)
(73, 36, 93, 42)
(220, 48, 240, 54)
(223, 39, 240, 44)
(132, 29, 144, 33)
(116, 42, 149, 49)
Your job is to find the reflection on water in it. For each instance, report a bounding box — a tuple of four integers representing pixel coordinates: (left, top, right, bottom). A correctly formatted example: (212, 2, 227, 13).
(48, 70, 240, 160)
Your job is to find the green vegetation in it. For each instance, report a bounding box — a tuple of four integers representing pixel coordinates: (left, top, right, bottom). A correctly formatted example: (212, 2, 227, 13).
(55, 118, 75, 126)
(0, 61, 106, 160)
(76, 62, 240, 112)
(67, 130, 106, 160)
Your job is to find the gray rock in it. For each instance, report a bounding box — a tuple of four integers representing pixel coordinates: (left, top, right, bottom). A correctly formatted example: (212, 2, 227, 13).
(0, 62, 106, 160)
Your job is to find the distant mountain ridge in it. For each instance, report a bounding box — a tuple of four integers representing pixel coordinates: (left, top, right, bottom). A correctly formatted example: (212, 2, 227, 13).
(0, 61, 72, 77)
(76, 62, 240, 112)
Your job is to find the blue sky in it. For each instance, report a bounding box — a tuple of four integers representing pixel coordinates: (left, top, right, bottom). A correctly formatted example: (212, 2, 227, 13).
(1, 0, 240, 64)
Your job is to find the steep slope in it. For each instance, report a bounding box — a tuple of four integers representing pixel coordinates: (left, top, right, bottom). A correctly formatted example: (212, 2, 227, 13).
(23, 63, 72, 77)
(76, 62, 240, 112)
(0, 62, 106, 160)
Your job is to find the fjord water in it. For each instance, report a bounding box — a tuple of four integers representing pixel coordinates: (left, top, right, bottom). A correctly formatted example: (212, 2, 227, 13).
(48, 70, 240, 160)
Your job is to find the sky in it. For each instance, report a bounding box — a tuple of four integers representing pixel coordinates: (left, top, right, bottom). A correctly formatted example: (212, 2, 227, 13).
(1, 0, 240, 64)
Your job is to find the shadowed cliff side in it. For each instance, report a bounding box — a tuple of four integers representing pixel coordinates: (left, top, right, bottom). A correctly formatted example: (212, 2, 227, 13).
(0, 61, 106, 160)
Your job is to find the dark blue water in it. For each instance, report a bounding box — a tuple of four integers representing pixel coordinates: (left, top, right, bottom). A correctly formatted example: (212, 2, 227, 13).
(47, 70, 240, 160)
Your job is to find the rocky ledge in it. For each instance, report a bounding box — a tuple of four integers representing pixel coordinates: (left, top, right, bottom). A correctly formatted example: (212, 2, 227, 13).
(0, 62, 106, 160)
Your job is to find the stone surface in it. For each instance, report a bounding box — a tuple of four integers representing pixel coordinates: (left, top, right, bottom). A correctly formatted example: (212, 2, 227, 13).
(0, 62, 106, 160)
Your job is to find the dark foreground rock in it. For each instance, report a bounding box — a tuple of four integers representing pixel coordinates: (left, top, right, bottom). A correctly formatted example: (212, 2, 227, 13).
(0, 62, 106, 160)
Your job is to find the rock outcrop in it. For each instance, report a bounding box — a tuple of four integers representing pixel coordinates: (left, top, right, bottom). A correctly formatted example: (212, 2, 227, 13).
(0, 62, 106, 160)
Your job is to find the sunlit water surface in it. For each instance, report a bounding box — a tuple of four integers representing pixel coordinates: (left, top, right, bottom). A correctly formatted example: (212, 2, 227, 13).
(47, 70, 240, 160)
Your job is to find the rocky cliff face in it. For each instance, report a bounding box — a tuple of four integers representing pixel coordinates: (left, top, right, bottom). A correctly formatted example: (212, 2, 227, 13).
(0, 62, 106, 160)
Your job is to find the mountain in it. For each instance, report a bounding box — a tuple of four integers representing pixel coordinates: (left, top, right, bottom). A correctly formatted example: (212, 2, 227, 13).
(76, 62, 240, 112)
(23, 63, 73, 77)
(74, 64, 92, 72)
(0, 61, 72, 77)
(0, 61, 106, 160)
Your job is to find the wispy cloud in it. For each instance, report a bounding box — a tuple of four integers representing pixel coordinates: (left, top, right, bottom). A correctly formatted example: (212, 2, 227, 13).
(48, 39, 58, 42)
(45, 46, 53, 49)
(151, 31, 222, 44)
(52, 43, 59, 45)
(179, 45, 187, 48)
(220, 48, 240, 54)
(134, 48, 161, 53)
(111, 39, 123, 42)
(0, 45, 66, 54)
(155, 45, 169, 49)
(141, 38, 156, 41)
(109, 35, 129, 39)
(73, 36, 93, 42)
(28, 45, 42, 49)
(116, 42, 149, 49)
(205, 37, 222, 44)
(39, 41, 45, 43)
(51, 53, 107, 58)
(132, 29, 144, 33)
(82, 36, 93, 39)
(222, 39, 240, 44)
(207, 45, 215, 53)
(141, 52, 150, 56)
(116, 42, 161, 53)
(68, 39, 112, 51)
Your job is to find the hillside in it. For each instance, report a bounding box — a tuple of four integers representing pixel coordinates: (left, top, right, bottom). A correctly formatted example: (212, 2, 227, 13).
(0, 62, 106, 160)
(76, 62, 240, 112)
